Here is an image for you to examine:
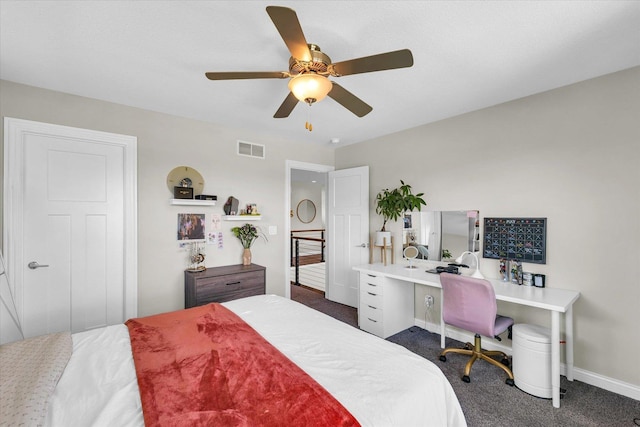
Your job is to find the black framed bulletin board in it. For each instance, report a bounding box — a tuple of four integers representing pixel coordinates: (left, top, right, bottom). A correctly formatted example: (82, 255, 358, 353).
(483, 218, 547, 264)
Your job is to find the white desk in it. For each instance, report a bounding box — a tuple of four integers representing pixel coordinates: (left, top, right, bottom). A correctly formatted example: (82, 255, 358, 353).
(353, 263, 580, 408)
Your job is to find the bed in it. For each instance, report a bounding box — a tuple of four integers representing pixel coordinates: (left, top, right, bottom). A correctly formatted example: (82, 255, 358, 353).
(4, 294, 466, 426)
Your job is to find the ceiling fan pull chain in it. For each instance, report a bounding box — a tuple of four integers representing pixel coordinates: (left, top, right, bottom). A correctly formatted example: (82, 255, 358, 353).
(305, 106, 313, 131)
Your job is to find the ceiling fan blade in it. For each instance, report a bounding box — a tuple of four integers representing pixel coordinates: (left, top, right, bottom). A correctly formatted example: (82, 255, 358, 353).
(328, 83, 372, 117)
(274, 92, 299, 118)
(205, 71, 288, 80)
(331, 49, 414, 77)
(266, 6, 311, 62)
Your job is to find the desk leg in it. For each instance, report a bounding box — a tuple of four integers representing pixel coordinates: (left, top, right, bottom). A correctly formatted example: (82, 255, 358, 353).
(551, 311, 561, 408)
(565, 306, 574, 382)
(440, 294, 445, 348)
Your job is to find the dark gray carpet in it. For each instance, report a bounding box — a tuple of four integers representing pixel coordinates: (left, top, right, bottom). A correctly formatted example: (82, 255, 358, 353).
(291, 284, 640, 427)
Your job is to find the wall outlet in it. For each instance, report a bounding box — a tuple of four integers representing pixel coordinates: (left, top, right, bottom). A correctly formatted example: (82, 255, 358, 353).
(424, 295, 434, 308)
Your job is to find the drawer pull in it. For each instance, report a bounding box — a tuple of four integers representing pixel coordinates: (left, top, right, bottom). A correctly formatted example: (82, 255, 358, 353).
(367, 283, 377, 287)
(367, 292, 378, 296)
(367, 318, 378, 323)
(226, 281, 241, 286)
(367, 305, 377, 309)
(367, 274, 377, 278)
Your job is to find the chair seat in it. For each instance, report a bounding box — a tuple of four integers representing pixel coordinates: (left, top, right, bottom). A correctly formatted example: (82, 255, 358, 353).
(494, 315, 514, 336)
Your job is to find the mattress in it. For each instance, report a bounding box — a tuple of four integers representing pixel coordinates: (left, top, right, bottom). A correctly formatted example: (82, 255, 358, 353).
(45, 294, 466, 426)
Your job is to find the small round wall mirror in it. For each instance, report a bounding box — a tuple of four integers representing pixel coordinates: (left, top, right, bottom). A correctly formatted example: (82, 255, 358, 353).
(403, 246, 419, 269)
(296, 199, 316, 224)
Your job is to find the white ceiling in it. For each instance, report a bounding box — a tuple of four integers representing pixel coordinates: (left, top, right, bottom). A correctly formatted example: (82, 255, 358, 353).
(1, 1, 639, 147)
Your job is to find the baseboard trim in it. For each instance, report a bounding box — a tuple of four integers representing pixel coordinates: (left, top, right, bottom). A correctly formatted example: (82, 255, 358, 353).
(414, 318, 640, 402)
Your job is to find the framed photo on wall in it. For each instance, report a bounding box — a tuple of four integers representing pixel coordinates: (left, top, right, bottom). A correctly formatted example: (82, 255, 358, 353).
(177, 213, 205, 241)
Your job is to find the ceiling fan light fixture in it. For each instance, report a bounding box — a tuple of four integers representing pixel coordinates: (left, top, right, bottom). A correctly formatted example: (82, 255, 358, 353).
(288, 73, 332, 104)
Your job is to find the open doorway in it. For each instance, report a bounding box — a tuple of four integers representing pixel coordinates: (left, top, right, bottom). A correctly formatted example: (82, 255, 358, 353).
(284, 161, 333, 299)
(290, 169, 327, 292)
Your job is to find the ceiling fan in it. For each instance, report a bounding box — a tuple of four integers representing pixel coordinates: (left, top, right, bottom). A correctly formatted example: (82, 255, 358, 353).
(205, 6, 414, 121)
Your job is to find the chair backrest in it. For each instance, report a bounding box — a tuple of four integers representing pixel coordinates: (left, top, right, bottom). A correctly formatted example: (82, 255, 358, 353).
(440, 272, 498, 338)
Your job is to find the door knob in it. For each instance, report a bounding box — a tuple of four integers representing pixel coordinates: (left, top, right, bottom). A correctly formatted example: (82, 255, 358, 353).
(356, 243, 367, 248)
(28, 261, 49, 269)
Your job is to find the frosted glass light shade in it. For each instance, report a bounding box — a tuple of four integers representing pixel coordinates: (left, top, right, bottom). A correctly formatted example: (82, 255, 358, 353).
(288, 74, 332, 103)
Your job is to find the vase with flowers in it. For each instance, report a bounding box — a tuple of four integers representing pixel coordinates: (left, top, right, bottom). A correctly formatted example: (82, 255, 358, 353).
(231, 223, 267, 265)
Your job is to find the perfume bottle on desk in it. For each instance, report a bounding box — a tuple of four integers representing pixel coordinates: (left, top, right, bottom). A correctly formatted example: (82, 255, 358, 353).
(499, 259, 508, 281)
(510, 260, 523, 285)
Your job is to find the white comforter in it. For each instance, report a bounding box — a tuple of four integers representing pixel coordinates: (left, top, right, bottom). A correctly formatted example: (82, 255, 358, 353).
(46, 295, 466, 426)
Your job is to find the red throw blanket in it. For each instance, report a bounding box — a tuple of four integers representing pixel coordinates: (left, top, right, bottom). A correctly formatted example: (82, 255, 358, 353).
(125, 303, 360, 427)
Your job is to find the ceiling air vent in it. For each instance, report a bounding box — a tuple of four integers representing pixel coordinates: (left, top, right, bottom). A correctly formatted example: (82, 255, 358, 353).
(237, 140, 265, 159)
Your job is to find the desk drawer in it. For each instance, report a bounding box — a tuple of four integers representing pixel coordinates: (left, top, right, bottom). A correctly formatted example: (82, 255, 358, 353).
(360, 277, 384, 295)
(360, 301, 383, 322)
(361, 272, 384, 285)
(360, 288, 384, 308)
(360, 308, 384, 337)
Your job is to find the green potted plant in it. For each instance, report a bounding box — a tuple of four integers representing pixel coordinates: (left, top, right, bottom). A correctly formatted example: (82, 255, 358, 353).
(375, 180, 426, 246)
(231, 223, 267, 265)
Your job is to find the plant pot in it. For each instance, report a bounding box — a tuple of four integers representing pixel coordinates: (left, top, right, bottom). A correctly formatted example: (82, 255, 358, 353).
(242, 248, 252, 266)
(375, 231, 392, 247)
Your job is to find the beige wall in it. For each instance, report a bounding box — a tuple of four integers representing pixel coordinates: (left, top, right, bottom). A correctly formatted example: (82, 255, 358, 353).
(2, 66, 638, 390)
(0, 80, 334, 316)
(336, 67, 640, 387)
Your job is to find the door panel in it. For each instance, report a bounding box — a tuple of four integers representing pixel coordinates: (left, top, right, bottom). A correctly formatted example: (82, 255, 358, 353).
(327, 166, 369, 307)
(3, 118, 137, 342)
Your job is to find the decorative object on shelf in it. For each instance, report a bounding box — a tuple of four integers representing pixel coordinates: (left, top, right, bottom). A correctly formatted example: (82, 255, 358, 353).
(224, 196, 239, 215)
(441, 249, 452, 261)
(166, 166, 205, 197)
(455, 251, 484, 279)
(174, 186, 194, 199)
(185, 241, 206, 272)
(195, 194, 217, 201)
(240, 203, 260, 216)
(374, 180, 426, 246)
(231, 223, 267, 266)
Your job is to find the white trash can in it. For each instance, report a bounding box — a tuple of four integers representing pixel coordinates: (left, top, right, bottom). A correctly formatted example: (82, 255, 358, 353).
(512, 323, 552, 398)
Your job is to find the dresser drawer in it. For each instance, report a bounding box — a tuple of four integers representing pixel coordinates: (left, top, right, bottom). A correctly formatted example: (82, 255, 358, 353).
(195, 271, 264, 302)
(185, 264, 266, 307)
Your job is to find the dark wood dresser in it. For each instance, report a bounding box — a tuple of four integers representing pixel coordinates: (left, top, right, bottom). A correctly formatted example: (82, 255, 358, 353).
(184, 263, 266, 308)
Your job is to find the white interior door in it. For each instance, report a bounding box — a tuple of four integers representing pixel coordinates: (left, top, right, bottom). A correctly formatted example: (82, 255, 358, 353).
(3, 118, 137, 341)
(326, 166, 369, 307)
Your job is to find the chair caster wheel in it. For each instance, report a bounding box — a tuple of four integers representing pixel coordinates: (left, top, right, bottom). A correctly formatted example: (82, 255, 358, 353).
(501, 358, 510, 367)
(439, 355, 447, 362)
(505, 378, 515, 386)
(462, 375, 471, 383)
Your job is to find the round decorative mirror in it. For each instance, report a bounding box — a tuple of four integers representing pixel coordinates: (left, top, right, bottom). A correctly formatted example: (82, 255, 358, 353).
(403, 246, 419, 269)
(296, 199, 316, 224)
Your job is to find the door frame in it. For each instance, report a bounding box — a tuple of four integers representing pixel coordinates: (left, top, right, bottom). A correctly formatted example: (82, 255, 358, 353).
(3, 118, 138, 330)
(285, 160, 334, 299)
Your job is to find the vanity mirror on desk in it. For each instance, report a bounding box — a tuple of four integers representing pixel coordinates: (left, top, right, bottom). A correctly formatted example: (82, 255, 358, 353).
(403, 210, 479, 261)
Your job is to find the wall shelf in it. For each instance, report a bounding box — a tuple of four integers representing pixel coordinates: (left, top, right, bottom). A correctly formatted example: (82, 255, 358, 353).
(169, 199, 216, 206)
(223, 215, 262, 221)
